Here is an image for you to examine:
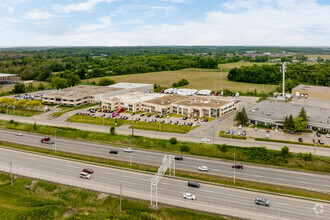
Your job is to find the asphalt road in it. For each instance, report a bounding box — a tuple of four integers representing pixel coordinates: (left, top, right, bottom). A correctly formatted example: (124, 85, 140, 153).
(1, 114, 330, 157)
(0, 147, 328, 220)
(1, 129, 329, 193)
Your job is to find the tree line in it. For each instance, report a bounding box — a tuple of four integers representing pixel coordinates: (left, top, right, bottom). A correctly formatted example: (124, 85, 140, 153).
(227, 63, 329, 89)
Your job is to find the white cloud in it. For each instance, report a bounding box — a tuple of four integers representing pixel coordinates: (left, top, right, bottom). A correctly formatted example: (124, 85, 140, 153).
(53, 0, 117, 14)
(24, 9, 58, 20)
(73, 15, 111, 32)
(161, 0, 190, 3)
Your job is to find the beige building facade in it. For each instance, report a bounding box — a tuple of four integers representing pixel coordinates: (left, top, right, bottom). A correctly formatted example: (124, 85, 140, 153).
(292, 84, 330, 100)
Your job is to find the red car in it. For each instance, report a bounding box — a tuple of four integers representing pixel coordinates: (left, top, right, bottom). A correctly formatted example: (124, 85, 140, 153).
(266, 129, 270, 132)
(232, 164, 244, 169)
(83, 168, 94, 174)
(194, 118, 198, 121)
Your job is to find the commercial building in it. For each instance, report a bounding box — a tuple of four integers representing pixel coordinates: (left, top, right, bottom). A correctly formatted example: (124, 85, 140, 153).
(42, 83, 153, 106)
(292, 84, 330, 100)
(100, 92, 238, 118)
(0, 73, 18, 85)
(247, 100, 330, 132)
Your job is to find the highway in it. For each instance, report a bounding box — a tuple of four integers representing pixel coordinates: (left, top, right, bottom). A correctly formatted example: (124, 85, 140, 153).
(0, 147, 329, 220)
(1, 114, 330, 157)
(1, 129, 330, 193)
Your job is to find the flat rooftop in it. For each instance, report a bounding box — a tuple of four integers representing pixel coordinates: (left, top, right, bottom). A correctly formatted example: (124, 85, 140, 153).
(0, 73, 18, 77)
(144, 94, 187, 106)
(247, 100, 330, 125)
(101, 92, 165, 104)
(175, 97, 231, 108)
(292, 84, 330, 93)
(44, 85, 123, 98)
(107, 82, 153, 89)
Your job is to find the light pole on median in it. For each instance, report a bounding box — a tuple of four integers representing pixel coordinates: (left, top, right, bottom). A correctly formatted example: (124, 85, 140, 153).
(234, 148, 236, 184)
(55, 128, 58, 154)
(212, 125, 215, 145)
(129, 135, 133, 166)
(10, 161, 13, 186)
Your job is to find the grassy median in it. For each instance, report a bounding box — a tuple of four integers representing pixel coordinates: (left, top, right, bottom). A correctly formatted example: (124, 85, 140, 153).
(0, 173, 232, 220)
(0, 140, 329, 202)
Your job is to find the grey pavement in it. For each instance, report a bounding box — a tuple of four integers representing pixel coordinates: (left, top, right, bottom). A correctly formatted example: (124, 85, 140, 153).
(0, 147, 329, 220)
(1, 129, 329, 193)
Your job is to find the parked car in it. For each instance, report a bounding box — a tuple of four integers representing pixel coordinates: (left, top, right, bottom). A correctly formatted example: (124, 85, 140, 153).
(232, 164, 244, 169)
(237, 131, 241, 136)
(15, 133, 23, 136)
(140, 114, 145, 117)
(204, 119, 208, 122)
(183, 193, 196, 200)
(326, 134, 330, 138)
(175, 155, 183, 160)
(266, 129, 270, 132)
(188, 181, 200, 188)
(167, 115, 170, 119)
(230, 130, 234, 135)
(265, 134, 269, 139)
(254, 127, 258, 131)
(255, 197, 270, 206)
(124, 148, 133, 153)
(238, 125, 242, 129)
(161, 120, 165, 123)
(83, 168, 94, 174)
(174, 121, 179, 125)
(109, 150, 118, 154)
(242, 131, 246, 136)
(131, 113, 135, 116)
(316, 132, 321, 137)
(147, 115, 152, 117)
(167, 120, 172, 124)
(318, 139, 324, 145)
(198, 166, 208, 172)
(298, 138, 303, 143)
(275, 128, 278, 133)
(225, 130, 230, 134)
(201, 138, 210, 142)
(80, 172, 91, 179)
(194, 118, 198, 121)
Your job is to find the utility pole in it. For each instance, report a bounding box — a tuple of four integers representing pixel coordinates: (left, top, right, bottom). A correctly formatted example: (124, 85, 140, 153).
(55, 128, 58, 154)
(220, 67, 222, 91)
(129, 136, 133, 166)
(212, 125, 215, 145)
(120, 184, 122, 214)
(9, 161, 12, 182)
(131, 119, 134, 136)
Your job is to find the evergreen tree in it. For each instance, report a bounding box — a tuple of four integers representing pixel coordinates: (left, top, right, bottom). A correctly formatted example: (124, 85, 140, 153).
(298, 107, 308, 122)
(288, 115, 295, 131)
(283, 116, 288, 131)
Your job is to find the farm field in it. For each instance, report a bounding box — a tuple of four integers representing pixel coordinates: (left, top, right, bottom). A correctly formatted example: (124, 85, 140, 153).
(306, 54, 330, 59)
(83, 68, 276, 93)
(0, 80, 49, 93)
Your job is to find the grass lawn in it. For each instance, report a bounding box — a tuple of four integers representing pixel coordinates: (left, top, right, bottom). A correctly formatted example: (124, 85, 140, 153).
(306, 54, 330, 59)
(0, 173, 227, 220)
(82, 68, 276, 93)
(0, 106, 43, 117)
(0, 81, 49, 93)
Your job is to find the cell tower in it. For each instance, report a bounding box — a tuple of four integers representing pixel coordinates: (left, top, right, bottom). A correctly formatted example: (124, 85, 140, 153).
(150, 155, 175, 207)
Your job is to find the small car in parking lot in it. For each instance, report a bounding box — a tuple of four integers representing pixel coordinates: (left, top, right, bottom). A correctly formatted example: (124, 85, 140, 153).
(188, 181, 200, 188)
(316, 133, 321, 137)
(237, 131, 241, 136)
(183, 193, 196, 200)
(318, 139, 324, 145)
(266, 129, 270, 132)
(124, 148, 133, 153)
(201, 138, 210, 142)
(232, 164, 243, 169)
(238, 125, 242, 129)
(140, 113, 145, 117)
(298, 138, 303, 143)
(326, 134, 330, 138)
(147, 114, 152, 117)
(254, 127, 258, 131)
(16, 133, 23, 136)
(275, 128, 278, 133)
(198, 166, 208, 171)
(175, 155, 183, 160)
(265, 134, 269, 139)
(80, 172, 91, 179)
(226, 130, 230, 134)
(131, 113, 135, 116)
(83, 168, 94, 174)
(174, 121, 179, 125)
(242, 131, 246, 136)
(255, 197, 270, 206)
(109, 150, 118, 154)
(167, 120, 172, 124)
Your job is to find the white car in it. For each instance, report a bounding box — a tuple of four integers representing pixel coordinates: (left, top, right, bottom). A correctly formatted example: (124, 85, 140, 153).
(16, 133, 23, 136)
(183, 193, 196, 200)
(124, 148, 133, 153)
(326, 134, 330, 138)
(80, 172, 91, 179)
(275, 129, 278, 133)
(237, 131, 241, 136)
(198, 166, 208, 172)
(238, 125, 242, 129)
(201, 138, 210, 142)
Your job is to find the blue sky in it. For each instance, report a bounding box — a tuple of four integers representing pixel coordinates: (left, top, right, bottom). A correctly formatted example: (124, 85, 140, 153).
(0, 0, 329, 46)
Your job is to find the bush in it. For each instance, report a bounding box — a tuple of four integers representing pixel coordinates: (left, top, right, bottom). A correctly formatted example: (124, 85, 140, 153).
(281, 146, 289, 157)
(218, 144, 228, 152)
(170, 137, 177, 145)
(180, 145, 190, 152)
(99, 78, 115, 86)
(303, 152, 313, 161)
(33, 122, 37, 130)
(110, 126, 115, 135)
(9, 119, 14, 124)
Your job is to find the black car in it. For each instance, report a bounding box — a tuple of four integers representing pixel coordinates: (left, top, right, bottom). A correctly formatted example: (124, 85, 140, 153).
(147, 114, 152, 117)
(175, 155, 183, 160)
(131, 113, 135, 116)
(109, 150, 118, 154)
(242, 131, 246, 136)
(298, 138, 303, 142)
(316, 132, 321, 137)
(188, 181, 200, 188)
(140, 114, 145, 117)
(318, 139, 324, 145)
(174, 121, 179, 125)
(232, 164, 244, 169)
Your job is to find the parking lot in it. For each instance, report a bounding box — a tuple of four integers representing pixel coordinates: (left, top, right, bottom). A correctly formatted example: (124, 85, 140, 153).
(75, 108, 212, 127)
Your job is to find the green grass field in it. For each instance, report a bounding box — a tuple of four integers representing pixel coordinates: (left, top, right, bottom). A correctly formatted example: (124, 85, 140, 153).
(0, 173, 227, 220)
(0, 81, 49, 93)
(218, 62, 277, 71)
(83, 68, 276, 93)
(306, 54, 330, 59)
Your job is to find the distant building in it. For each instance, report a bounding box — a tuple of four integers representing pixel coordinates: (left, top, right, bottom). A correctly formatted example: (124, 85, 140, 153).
(0, 73, 18, 85)
(292, 84, 330, 101)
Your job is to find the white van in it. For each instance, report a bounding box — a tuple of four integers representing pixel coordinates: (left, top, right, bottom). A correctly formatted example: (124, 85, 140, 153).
(80, 172, 91, 179)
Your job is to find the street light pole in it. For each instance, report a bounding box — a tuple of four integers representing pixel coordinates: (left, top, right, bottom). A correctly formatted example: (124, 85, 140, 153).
(131, 119, 134, 136)
(55, 128, 58, 154)
(129, 136, 133, 166)
(234, 148, 236, 184)
(10, 161, 13, 186)
(120, 184, 122, 214)
(213, 125, 215, 145)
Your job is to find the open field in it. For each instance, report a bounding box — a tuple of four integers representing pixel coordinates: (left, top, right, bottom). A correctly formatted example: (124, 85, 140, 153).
(0, 80, 49, 93)
(306, 54, 330, 59)
(82, 68, 276, 93)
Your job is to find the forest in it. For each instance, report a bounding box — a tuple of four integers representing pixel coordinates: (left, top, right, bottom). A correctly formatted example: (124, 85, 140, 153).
(227, 63, 330, 90)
